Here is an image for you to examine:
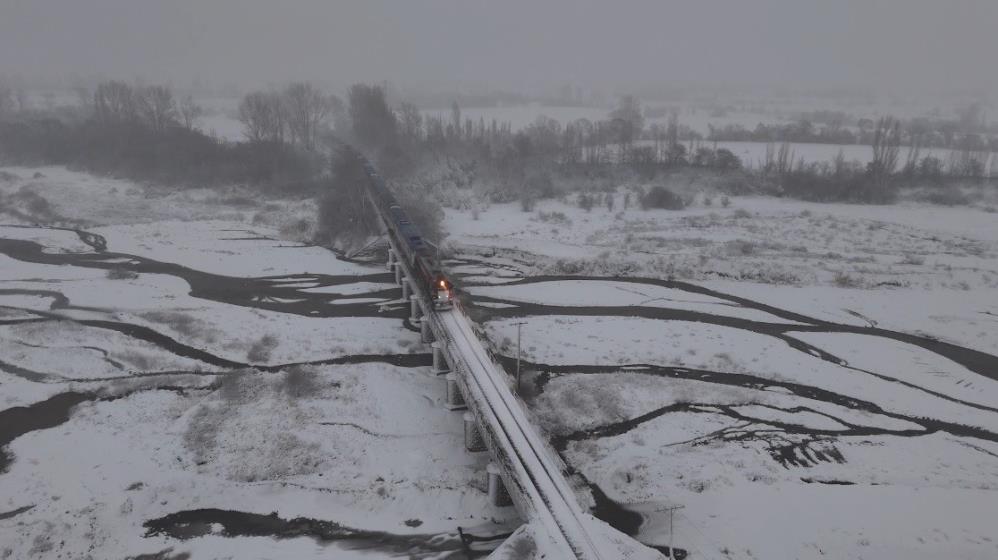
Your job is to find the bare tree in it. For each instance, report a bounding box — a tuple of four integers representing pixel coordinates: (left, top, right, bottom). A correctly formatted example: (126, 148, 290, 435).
(763, 140, 794, 176)
(283, 82, 331, 150)
(348, 84, 398, 150)
(609, 95, 644, 162)
(0, 83, 13, 116)
(397, 101, 423, 144)
(329, 94, 349, 133)
(870, 116, 901, 182)
(450, 101, 461, 140)
(178, 94, 203, 130)
(94, 81, 138, 124)
(137, 85, 178, 131)
(238, 91, 285, 143)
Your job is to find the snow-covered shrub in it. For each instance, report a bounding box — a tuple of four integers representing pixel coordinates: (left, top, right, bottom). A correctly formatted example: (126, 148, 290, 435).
(227, 431, 323, 482)
(218, 370, 252, 402)
(281, 365, 319, 399)
(246, 334, 278, 363)
(535, 211, 571, 226)
(140, 311, 217, 343)
(184, 404, 225, 465)
(641, 186, 686, 210)
(725, 239, 756, 256)
(919, 187, 970, 206)
(278, 218, 313, 244)
(833, 271, 862, 288)
(106, 267, 139, 280)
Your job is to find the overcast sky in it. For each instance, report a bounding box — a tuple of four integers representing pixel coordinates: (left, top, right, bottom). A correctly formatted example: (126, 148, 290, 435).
(2, 0, 996, 95)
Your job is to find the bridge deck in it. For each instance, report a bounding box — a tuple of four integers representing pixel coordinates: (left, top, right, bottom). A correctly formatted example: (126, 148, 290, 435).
(438, 308, 604, 558)
(363, 161, 661, 559)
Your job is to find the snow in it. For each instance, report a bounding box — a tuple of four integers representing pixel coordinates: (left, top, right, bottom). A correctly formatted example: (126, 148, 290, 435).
(0, 165, 520, 559)
(4, 154, 998, 558)
(439, 309, 662, 559)
(468, 280, 805, 324)
(442, 183, 998, 559)
(95, 221, 367, 277)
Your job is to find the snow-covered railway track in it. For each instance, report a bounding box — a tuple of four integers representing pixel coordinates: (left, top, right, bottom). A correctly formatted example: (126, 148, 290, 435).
(438, 309, 605, 557)
(359, 149, 661, 558)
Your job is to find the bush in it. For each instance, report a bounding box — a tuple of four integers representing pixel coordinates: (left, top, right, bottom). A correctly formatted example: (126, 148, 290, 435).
(536, 211, 571, 226)
(246, 334, 279, 363)
(725, 239, 756, 256)
(641, 186, 686, 210)
(920, 187, 970, 206)
(106, 267, 139, 280)
(833, 271, 862, 288)
(524, 171, 556, 199)
(395, 186, 445, 243)
(778, 166, 896, 204)
(520, 194, 536, 212)
(281, 365, 320, 399)
(315, 148, 381, 246)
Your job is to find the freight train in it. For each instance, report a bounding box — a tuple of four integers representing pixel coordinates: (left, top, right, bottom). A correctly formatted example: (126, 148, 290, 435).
(358, 154, 454, 309)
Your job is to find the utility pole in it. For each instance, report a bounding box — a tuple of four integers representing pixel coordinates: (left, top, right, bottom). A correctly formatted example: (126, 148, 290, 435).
(658, 504, 684, 558)
(513, 322, 526, 394)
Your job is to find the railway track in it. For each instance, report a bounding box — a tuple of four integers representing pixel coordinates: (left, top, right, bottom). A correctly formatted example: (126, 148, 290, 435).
(357, 150, 662, 559)
(439, 309, 604, 557)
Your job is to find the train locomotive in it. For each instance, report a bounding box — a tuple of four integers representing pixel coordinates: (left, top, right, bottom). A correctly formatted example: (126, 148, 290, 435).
(360, 156, 454, 309)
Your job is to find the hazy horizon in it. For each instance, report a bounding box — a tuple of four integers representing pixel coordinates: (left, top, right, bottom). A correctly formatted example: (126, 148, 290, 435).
(2, 0, 997, 99)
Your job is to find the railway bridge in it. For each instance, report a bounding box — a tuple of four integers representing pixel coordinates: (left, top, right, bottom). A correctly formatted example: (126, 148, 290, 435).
(360, 156, 664, 559)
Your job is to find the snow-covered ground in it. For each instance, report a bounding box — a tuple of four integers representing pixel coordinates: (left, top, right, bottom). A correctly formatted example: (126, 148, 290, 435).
(4, 162, 998, 559)
(443, 190, 998, 559)
(0, 167, 517, 559)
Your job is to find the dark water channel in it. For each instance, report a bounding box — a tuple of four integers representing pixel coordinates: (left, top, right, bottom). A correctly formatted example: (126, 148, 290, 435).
(144, 508, 500, 559)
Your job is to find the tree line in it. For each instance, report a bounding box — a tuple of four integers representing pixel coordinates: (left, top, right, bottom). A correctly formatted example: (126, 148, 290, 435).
(0, 80, 320, 189)
(706, 112, 998, 154)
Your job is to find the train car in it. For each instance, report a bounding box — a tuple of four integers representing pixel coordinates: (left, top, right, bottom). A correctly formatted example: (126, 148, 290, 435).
(361, 158, 453, 309)
(413, 248, 454, 309)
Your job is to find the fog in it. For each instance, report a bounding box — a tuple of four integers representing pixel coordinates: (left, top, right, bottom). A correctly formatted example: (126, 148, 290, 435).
(2, 0, 997, 95)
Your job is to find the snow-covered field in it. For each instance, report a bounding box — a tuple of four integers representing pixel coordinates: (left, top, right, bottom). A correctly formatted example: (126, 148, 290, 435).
(3, 162, 997, 559)
(0, 167, 517, 559)
(443, 190, 998, 559)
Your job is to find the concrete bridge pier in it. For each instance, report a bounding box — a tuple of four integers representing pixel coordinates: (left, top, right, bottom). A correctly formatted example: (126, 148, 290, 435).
(463, 413, 486, 452)
(486, 463, 513, 507)
(420, 318, 434, 343)
(431, 342, 449, 375)
(394, 262, 403, 285)
(409, 295, 422, 323)
(401, 277, 411, 300)
(387, 248, 396, 271)
(445, 373, 465, 409)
